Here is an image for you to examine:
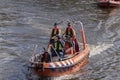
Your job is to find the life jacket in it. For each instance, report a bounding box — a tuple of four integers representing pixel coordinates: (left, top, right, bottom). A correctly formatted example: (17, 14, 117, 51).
(51, 27, 60, 37)
(65, 27, 74, 37)
(53, 41, 63, 51)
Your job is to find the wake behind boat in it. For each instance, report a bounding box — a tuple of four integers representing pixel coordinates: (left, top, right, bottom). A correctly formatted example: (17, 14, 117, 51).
(28, 21, 89, 77)
(97, 0, 120, 7)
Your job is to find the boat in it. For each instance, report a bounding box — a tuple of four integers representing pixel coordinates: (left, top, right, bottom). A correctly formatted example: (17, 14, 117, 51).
(28, 21, 89, 77)
(97, 0, 120, 7)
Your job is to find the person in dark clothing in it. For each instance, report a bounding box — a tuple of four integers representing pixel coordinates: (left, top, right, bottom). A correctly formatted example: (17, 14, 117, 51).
(41, 52, 51, 62)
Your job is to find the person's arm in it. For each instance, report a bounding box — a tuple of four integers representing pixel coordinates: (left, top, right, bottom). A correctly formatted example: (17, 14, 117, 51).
(50, 29, 54, 39)
(72, 29, 76, 40)
(73, 29, 76, 37)
(58, 28, 61, 35)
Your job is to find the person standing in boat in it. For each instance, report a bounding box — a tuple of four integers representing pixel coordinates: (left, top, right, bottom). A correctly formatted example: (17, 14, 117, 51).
(63, 22, 79, 52)
(50, 23, 61, 45)
(63, 22, 76, 38)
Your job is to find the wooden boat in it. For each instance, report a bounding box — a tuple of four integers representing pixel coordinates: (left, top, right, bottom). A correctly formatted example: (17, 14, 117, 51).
(29, 22, 89, 77)
(97, 0, 120, 7)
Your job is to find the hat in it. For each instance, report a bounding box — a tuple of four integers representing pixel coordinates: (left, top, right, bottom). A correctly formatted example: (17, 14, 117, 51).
(68, 22, 72, 26)
(54, 23, 58, 26)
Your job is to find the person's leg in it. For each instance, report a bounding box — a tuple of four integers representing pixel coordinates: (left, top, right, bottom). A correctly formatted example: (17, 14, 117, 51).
(50, 39, 54, 44)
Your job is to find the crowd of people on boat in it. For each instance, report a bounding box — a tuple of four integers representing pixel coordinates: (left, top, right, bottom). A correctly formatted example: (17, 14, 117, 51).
(40, 22, 79, 62)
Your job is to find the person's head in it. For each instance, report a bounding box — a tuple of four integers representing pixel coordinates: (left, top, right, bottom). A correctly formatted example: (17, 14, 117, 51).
(54, 23, 58, 28)
(67, 22, 72, 27)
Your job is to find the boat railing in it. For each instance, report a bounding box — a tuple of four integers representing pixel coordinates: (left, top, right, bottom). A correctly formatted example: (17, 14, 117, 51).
(74, 21, 87, 49)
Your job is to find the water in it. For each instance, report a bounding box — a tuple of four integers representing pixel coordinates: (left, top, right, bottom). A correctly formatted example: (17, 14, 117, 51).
(0, 0, 120, 80)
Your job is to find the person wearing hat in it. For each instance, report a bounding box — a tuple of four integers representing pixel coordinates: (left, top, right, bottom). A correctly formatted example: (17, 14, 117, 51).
(63, 22, 79, 52)
(50, 23, 61, 45)
(63, 22, 76, 39)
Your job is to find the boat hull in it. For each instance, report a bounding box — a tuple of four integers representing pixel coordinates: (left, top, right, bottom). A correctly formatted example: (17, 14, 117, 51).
(30, 48, 89, 77)
(97, 0, 120, 7)
(33, 55, 88, 76)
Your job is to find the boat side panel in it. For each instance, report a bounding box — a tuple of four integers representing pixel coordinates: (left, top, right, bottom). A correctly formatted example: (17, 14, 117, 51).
(33, 56, 89, 76)
(42, 48, 89, 68)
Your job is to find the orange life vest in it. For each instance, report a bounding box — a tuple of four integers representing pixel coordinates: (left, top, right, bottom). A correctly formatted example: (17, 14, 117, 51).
(65, 27, 74, 37)
(51, 27, 60, 37)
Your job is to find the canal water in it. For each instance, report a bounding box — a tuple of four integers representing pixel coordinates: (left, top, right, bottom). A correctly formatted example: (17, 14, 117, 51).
(0, 0, 120, 80)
